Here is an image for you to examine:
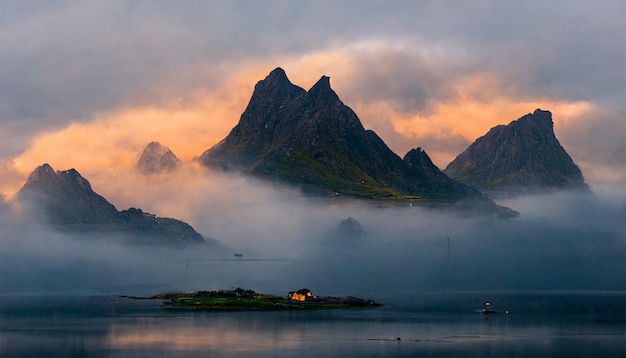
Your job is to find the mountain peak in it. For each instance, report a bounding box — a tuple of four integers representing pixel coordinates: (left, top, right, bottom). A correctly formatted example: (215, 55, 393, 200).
(17, 164, 206, 245)
(306, 75, 340, 104)
(37, 162, 54, 172)
(309, 75, 332, 91)
(145, 141, 164, 151)
(404, 147, 437, 170)
(254, 67, 300, 94)
(199, 68, 306, 169)
(444, 109, 587, 193)
(57, 168, 93, 191)
(26, 163, 57, 185)
(246, 68, 305, 109)
(516, 108, 553, 130)
(268, 67, 288, 80)
(17, 163, 120, 225)
(137, 141, 180, 174)
(315, 75, 331, 87)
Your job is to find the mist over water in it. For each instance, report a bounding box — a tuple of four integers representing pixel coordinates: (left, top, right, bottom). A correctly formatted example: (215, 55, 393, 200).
(1, 166, 624, 298)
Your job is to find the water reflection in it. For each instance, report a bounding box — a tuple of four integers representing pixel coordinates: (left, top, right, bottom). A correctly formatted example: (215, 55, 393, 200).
(107, 314, 308, 352)
(1, 293, 625, 357)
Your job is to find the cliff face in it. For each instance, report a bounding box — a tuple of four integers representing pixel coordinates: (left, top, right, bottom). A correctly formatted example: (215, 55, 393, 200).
(444, 109, 587, 193)
(200, 68, 515, 217)
(17, 164, 206, 245)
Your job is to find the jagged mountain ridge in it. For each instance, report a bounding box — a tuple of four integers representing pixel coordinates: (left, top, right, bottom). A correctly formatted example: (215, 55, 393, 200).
(137, 141, 180, 174)
(444, 109, 587, 193)
(17, 163, 206, 245)
(200, 68, 517, 217)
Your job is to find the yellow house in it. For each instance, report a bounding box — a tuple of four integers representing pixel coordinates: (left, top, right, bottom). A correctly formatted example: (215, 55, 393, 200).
(288, 288, 313, 302)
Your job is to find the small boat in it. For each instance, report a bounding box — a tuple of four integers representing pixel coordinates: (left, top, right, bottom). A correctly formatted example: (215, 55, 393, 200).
(481, 302, 498, 315)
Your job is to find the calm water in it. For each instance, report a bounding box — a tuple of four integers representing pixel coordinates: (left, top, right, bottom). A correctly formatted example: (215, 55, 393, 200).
(1, 292, 625, 357)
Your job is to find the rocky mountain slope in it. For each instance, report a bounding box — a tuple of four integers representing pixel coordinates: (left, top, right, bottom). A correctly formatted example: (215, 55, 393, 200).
(444, 109, 587, 193)
(137, 141, 180, 174)
(17, 163, 206, 245)
(200, 68, 516, 218)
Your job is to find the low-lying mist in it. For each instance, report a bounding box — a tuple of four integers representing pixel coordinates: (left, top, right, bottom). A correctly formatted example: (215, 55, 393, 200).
(1, 165, 625, 299)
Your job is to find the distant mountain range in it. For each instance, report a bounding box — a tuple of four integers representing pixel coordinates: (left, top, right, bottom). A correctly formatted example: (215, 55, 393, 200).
(16, 163, 206, 246)
(199, 68, 517, 218)
(444, 109, 587, 194)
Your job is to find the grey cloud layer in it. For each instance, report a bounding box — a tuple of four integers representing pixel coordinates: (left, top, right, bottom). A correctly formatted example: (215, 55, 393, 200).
(3, 1, 623, 116)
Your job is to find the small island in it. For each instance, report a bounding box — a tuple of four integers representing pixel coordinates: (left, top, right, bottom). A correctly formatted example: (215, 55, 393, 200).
(146, 288, 383, 311)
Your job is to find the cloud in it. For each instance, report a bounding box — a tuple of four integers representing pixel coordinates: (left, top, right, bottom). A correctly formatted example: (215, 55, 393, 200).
(1, 170, 625, 296)
(5, 67, 270, 196)
(557, 106, 626, 190)
(4, 1, 623, 123)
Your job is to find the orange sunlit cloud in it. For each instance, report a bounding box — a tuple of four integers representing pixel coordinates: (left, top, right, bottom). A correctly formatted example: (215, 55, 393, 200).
(6, 48, 360, 198)
(5, 41, 596, 198)
(351, 72, 593, 167)
(8, 81, 253, 195)
(13, 98, 241, 168)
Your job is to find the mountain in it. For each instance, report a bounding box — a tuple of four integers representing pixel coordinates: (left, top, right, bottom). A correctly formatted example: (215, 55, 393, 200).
(200, 68, 517, 218)
(338, 217, 365, 237)
(17, 163, 206, 245)
(444, 109, 587, 193)
(137, 141, 180, 174)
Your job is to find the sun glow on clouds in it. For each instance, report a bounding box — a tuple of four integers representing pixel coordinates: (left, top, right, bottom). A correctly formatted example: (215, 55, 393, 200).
(6, 45, 359, 193)
(280, 40, 594, 168)
(348, 72, 594, 167)
(10, 87, 250, 190)
(5, 39, 597, 197)
(365, 98, 593, 167)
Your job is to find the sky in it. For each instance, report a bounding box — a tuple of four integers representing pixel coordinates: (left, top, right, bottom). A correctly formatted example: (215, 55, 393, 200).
(1, 0, 626, 199)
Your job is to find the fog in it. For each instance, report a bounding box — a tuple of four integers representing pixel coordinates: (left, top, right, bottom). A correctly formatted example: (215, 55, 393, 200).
(1, 166, 625, 299)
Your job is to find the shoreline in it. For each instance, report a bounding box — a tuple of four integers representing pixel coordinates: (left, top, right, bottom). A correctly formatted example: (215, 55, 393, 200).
(128, 288, 384, 311)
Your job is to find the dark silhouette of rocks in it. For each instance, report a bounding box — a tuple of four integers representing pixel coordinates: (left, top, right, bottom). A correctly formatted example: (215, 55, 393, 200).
(444, 109, 587, 194)
(338, 217, 365, 237)
(17, 163, 206, 246)
(18, 163, 119, 225)
(200, 67, 516, 218)
(137, 141, 180, 174)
